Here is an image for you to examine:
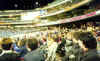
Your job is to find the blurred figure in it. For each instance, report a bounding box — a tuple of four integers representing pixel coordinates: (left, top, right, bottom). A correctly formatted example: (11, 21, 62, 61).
(24, 38, 45, 61)
(13, 39, 28, 58)
(0, 38, 20, 61)
(62, 32, 81, 61)
(73, 32, 100, 61)
(46, 34, 59, 61)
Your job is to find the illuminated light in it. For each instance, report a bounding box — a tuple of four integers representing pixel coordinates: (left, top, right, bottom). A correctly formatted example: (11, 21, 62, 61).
(9, 15, 13, 17)
(12, 18, 17, 20)
(36, 2, 39, 5)
(36, 16, 40, 18)
(21, 11, 40, 21)
(14, 4, 18, 8)
(0, 22, 11, 24)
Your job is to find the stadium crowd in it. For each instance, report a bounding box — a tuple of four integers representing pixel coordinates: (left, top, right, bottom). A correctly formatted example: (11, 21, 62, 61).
(0, 21, 100, 61)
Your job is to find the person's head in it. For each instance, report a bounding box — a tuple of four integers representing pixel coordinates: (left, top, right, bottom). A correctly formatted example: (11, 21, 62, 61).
(42, 36, 47, 42)
(26, 38, 38, 51)
(1, 38, 13, 50)
(73, 32, 97, 50)
(66, 32, 74, 41)
(17, 39, 27, 47)
(52, 34, 61, 43)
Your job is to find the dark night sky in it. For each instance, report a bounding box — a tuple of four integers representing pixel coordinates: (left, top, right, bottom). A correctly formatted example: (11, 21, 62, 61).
(0, 0, 54, 10)
(0, 0, 99, 10)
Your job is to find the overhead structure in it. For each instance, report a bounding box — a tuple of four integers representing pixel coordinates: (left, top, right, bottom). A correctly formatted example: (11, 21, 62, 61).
(0, 0, 92, 21)
(0, 0, 100, 39)
(0, 0, 99, 34)
(21, 0, 92, 19)
(0, 10, 100, 26)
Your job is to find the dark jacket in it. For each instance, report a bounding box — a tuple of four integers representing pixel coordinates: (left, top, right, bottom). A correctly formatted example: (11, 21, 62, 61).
(24, 48, 45, 61)
(81, 49, 100, 61)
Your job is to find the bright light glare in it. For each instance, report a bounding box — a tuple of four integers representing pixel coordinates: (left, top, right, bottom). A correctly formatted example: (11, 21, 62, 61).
(21, 11, 40, 21)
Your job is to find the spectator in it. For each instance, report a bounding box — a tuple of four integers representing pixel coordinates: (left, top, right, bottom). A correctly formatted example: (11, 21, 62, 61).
(73, 32, 100, 61)
(13, 39, 28, 58)
(24, 38, 45, 61)
(0, 38, 20, 61)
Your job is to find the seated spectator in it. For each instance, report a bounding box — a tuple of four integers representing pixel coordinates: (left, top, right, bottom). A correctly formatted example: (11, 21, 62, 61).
(0, 38, 20, 61)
